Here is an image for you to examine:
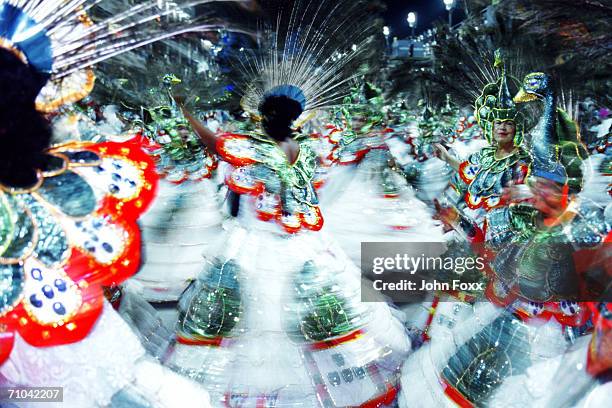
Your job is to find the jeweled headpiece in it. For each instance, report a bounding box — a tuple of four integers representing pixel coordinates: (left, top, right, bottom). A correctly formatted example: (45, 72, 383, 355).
(474, 49, 524, 146)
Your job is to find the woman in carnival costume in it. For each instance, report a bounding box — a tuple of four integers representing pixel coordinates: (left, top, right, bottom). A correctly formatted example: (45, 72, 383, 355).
(432, 53, 532, 248)
(477, 71, 609, 408)
(396, 53, 533, 347)
(0, 1, 236, 406)
(163, 11, 411, 407)
(399, 54, 609, 407)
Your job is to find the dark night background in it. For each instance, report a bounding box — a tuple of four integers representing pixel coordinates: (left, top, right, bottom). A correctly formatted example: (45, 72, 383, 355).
(382, 0, 467, 38)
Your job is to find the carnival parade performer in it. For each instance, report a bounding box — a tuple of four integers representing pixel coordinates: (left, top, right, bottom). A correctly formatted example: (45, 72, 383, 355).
(0, 1, 244, 406)
(162, 6, 412, 403)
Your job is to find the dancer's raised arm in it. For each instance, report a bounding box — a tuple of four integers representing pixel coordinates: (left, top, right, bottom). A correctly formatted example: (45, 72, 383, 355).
(175, 96, 218, 154)
(433, 143, 461, 171)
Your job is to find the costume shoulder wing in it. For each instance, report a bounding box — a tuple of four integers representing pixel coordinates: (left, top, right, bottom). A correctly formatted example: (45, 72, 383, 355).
(0, 140, 157, 358)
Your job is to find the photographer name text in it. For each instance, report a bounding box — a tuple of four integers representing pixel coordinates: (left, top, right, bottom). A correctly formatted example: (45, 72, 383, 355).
(373, 279, 485, 292)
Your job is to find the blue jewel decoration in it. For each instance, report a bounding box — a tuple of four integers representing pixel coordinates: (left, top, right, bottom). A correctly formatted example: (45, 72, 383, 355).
(328, 371, 341, 386)
(30, 294, 43, 308)
(54, 279, 67, 292)
(53, 302, 66, 315)
(30, 268, 43, 281)
(42, 285, 54, 299)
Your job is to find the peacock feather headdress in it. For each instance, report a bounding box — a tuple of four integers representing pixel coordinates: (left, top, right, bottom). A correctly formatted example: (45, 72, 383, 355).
(0, 0, 241, 112)
(234, 0, 382, 124)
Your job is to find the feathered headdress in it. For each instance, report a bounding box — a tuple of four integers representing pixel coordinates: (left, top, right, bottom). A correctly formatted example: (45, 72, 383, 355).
(0, 0, 239, 112)
(235, 0, 382, 123)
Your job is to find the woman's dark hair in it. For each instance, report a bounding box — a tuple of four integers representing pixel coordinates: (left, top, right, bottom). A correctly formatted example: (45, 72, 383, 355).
(0, 48, 52, 188)
(258, 95, 303, 141)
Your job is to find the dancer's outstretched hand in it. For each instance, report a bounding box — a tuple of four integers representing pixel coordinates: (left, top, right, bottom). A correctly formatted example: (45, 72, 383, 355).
(433, 198, 459, 233)
(174, 95, 218, 155)
(433, 143, 460, 170)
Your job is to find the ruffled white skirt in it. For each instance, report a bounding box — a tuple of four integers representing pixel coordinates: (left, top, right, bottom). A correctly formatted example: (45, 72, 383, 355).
(0, 301, 211, 408)
(165, 208, 411, 407)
